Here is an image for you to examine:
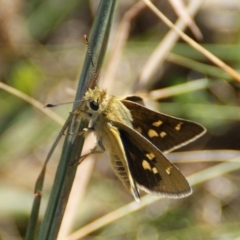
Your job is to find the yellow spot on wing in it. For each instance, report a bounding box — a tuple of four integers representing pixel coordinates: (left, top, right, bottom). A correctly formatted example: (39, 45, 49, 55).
(175, 122, 183, 131)
(159, 131, 167, 138)
(166, 166, 173, 175)
(142, 160, 151, 171)
(145, 152, 155, 160)
(148, 129, 158, 138)
(152, 167, 158, 174)
(152, 120, 163, 127)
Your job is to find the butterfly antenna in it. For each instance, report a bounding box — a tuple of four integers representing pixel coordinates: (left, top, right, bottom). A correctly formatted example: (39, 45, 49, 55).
(45, 35, 97, 109)
(83, 34, 99, 88)
(45, 99, 83, 108)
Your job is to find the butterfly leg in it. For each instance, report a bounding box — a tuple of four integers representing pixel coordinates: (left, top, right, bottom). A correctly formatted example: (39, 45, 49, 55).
(78, 140, 105, 164)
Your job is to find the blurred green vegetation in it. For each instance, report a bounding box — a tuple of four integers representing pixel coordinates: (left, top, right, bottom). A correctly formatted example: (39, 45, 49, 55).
(0, 1, 240, 239)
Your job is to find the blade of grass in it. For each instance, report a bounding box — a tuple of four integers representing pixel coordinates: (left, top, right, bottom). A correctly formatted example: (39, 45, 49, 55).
(26, 116, 73, 240)
(166, 53, 233, 81)
(0, 82, 64, 126)
(168, 0, 202, 40)
(147, 78, 210, 100)
(27, 1, 118, 240)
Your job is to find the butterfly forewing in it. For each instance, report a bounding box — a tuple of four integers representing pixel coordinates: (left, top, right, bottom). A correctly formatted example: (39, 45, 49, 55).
(112, 120, 192, 198)
(122, 100, 206, 153)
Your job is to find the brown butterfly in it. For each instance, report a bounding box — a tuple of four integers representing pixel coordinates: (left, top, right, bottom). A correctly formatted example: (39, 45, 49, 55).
(76, 86, 206, 201)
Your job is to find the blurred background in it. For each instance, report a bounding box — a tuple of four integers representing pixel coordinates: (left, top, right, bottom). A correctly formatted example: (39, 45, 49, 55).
(0, 0, 240, 239)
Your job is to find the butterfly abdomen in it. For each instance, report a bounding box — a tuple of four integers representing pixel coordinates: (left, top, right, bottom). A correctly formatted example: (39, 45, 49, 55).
(109, 154, 129, 182)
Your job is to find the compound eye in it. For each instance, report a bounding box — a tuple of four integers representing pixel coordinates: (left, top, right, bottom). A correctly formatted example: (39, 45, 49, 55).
(89, 101, 99, 111)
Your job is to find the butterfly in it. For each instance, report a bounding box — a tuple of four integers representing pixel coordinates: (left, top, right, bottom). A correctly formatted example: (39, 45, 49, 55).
(75, 86, 206, 201)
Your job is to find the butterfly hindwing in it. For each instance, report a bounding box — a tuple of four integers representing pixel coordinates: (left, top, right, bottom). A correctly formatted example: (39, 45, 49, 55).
(122, 99, 206, 153)
(112, 120, 192, 198)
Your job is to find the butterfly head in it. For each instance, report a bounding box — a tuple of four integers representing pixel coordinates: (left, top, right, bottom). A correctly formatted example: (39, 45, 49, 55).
(83, 87, 108, 120)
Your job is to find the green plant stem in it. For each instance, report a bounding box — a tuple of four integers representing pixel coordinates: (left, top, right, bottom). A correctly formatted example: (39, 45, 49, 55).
(32, 1, 118, 239)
